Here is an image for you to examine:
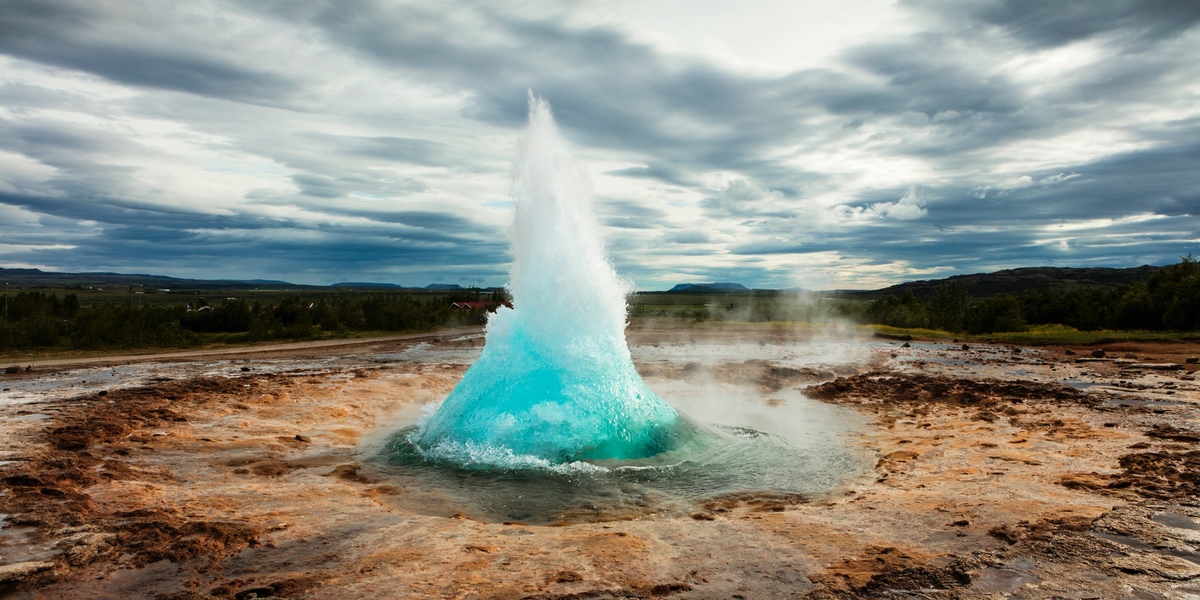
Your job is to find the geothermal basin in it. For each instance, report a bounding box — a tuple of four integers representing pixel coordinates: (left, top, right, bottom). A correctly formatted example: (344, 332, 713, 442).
(3, 331, 1200, 599)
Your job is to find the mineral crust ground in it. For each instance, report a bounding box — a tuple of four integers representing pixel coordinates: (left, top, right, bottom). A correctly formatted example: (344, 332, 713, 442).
(2, 326, 1199, 599)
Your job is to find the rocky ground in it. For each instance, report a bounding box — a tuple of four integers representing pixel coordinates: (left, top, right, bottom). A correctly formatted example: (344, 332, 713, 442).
(1, 328, 1198, 599)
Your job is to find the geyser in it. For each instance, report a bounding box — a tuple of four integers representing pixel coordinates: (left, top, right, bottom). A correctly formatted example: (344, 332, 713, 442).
(412, 95, 685, 465)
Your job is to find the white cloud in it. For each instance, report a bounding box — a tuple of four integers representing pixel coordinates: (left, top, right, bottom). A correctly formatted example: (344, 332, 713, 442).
(831, 187, 927, 222)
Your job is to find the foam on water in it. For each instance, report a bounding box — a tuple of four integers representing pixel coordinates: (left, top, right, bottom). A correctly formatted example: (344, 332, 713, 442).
(412, 95, 685, 464)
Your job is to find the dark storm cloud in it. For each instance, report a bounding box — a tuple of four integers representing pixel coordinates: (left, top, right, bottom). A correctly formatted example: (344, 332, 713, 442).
(0, 205, 508, 287)
(606, 163, 694, 187)
(0, 0, 296, 104)
(291, 175, 344, 199)
(597, 198, 669, 230)
(844, 44, 1023, 119)
(0, 186, 505, 259)
(366, 210, 499, 236)
(1, 190, 282, 232)
(926, 129, 1200, 226)
(299, 133, 455, 168)
(917, 0, 1200, 48)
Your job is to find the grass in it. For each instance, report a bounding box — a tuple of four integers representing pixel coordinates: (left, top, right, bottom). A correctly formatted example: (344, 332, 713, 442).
(866, 323, 1200, 346)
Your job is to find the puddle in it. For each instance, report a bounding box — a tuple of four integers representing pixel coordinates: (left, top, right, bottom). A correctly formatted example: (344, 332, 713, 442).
(972, 567, 1040, 593)
(0, 516, 60, 564)
(1152, 512, 1200, 531)
(0, 355, 406, 408)
(371, 344, 481, 365)
(7, 413, 51, 422)
(1092, 532, 1200, 565)
(1103, 397, 1185, 408)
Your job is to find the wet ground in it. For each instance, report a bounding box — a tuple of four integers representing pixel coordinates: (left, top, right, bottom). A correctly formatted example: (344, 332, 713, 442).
(1, 326, 1199, 599)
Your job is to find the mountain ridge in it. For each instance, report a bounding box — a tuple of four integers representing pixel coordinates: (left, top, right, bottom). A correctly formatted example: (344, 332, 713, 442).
(0, 265, 1165, 296)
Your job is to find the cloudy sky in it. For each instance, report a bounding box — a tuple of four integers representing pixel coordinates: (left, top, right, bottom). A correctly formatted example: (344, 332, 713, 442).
(1, 0, 1198, 290)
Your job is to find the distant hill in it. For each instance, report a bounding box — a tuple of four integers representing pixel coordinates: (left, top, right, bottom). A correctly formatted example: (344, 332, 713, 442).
(1, 265, 1164, 298)
(330, 282, 406, 289)
(841, 265, 1162, 299)
(667, 282, 749, 293)
(0, 267, 301, 290)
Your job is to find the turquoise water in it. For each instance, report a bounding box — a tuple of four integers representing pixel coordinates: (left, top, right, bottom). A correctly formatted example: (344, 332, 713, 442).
(384, 412, 864, 523)
(410, 319, 688, 463)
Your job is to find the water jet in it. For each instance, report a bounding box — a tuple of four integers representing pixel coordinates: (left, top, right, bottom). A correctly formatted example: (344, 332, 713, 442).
(411, 94, 688, 466)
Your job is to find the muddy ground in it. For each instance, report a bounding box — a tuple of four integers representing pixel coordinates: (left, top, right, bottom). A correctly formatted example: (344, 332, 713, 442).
(1, 328, 1198, 599)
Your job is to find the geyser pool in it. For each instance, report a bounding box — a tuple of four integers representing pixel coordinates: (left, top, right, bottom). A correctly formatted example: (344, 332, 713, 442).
(379, 339, 870, 523)
(410, 95, 687, 464)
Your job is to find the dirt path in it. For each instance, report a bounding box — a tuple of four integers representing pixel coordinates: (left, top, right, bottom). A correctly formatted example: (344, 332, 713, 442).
(4, 327, 484, 370)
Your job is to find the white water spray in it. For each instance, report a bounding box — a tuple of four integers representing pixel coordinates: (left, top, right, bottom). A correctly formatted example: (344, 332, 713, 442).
(413, 94, 684, 464)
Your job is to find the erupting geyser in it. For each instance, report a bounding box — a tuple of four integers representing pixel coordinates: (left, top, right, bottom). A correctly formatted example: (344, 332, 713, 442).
(412, 95, 685, 465)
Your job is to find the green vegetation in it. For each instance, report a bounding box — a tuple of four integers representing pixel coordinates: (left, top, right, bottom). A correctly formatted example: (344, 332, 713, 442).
(850, 257, 1200, 335)
(0, 287, 504, 354)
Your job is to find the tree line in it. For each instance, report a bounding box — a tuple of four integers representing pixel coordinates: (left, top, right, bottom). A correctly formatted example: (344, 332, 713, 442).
(0, 292, 489, 351)
(5, 258, 1198, 350)
(850, 257, 1200, 333)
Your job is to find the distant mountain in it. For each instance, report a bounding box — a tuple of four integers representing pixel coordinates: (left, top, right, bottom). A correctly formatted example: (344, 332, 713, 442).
(0, 267, 301, 290)
(423, 283, 464, 290)
(331, 282, 406, 288)
(841, 265, 1162, 299)
(667, 282, 749, 293)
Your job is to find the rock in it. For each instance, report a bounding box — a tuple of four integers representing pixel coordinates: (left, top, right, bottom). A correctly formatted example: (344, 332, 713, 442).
(1091, 349, 1107, 358)
(61, 530, 117, 566)
(1128, 363, 1184, 371)
(1065, 349, 1077, 355)
(961, 344, 970, 351)
(161, 592, 222, 600)
(550, 570, 584, 582)
(97, 390, 107, 396)
(4, 474, 43, 487)
(901, 342, 911, 348)
(241, 366, 251, 372)
(1012, 347, 1022, 354)
(294, 434, 311, 443)
(1124, 353, 1138, 359)
(0, 560, 55, 583)
(234, 587, 278, 599)
(1186, 357, 1199, 364)
(4, 365, 20, 374)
